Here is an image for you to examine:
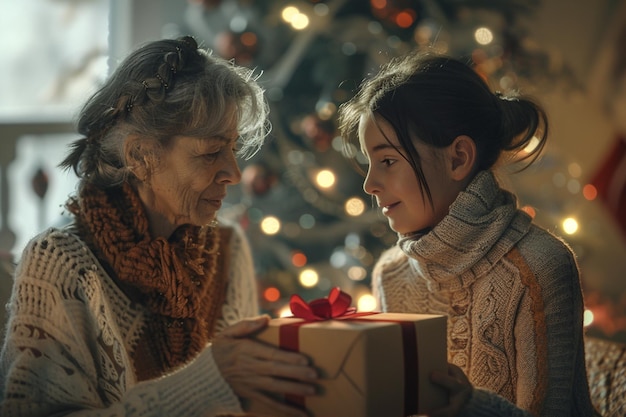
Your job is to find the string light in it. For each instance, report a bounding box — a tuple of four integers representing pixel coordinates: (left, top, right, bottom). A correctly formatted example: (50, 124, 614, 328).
(278, 304, 292, 317)
(474, 27, 494, 45)
(568, 162, 582, 178)
(299, 213, 315, 229)
(567, 179, 581, 194)
(281, 6, 309, 30)
(240, 32, 257, 48)
(582, 184, 597, 201)
(281, 6, 299, 22)
(395, 10, 415, 28)
(345, 197, 365, 216)
(520, 205, 536, 218)
(263, 287, 281, 303)
(523, 136, 541, 153)
(562, 217, 579, 235)
(330, 250, 348, 268)
(583, 309, 594, 327)
(260, 216, 281, 235)
(313, 3, 329, 16)
(316, 169, 336, 188)
(357, 294, 377, 312)
(347, 265, 367, 281)
(299, 268, 319, 287)
(292, 252, 307, 267)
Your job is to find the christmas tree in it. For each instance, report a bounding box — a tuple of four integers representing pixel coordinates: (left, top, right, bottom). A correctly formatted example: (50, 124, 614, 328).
(180, 0, 625, 341)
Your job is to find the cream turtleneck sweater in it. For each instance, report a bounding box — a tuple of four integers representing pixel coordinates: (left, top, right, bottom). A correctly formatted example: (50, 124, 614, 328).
(373, 170, 599, 417)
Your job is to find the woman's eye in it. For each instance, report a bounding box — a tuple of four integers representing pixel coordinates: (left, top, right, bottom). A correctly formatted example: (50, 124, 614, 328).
(203, 151, 220, 160)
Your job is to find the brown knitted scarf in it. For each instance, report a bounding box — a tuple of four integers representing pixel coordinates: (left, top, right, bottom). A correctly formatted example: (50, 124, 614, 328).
(67, 182, 230, 379)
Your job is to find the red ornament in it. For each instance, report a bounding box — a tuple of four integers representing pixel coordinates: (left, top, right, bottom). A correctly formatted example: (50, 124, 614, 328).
(300, 114, 335, 152)
(241, 164, 277, 196)
(214, 30, 259, 65)
(370, 0, 419, 29)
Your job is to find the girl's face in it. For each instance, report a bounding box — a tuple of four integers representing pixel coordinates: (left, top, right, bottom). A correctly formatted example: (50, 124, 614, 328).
(358, 114, 463, 235)
(136, 110, 242, 238)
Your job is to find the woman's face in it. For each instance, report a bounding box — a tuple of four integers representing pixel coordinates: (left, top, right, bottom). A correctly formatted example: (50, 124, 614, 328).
(137, 111, 241, 237)
(358, 113, 461, 235)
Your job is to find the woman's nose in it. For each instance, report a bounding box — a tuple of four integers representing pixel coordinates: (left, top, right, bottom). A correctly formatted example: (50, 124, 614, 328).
(217, 152, 242, 185)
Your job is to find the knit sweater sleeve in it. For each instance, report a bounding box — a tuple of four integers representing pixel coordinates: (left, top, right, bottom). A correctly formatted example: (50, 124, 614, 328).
(215, 222, 260, 333)
(0, 229, 245, 417)
(459, 231, 596, 417)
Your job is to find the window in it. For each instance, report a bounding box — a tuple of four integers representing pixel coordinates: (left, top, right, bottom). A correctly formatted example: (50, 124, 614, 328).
(0, 0, 109, 258)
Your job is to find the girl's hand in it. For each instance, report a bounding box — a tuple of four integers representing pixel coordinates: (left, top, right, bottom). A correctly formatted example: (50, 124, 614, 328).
(427, 363, 473, 417)
(212, 316, 317, 417)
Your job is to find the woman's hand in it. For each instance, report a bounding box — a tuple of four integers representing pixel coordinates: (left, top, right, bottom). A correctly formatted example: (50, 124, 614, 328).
(212, 315, 317, 417)
(427, 363, 473, 417)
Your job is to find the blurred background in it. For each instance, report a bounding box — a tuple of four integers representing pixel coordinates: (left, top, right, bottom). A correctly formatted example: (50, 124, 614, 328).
(0, 0, 625, 343)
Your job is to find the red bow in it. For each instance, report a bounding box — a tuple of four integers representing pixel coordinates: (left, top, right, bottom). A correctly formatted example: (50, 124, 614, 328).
(289, 287, 356, 321)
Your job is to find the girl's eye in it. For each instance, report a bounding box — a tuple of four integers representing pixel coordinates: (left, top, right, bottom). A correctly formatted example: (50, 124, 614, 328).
(381, 158, 397, 167)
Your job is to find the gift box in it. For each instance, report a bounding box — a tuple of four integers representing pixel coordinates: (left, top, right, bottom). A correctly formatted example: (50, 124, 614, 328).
(254, 288, 448, 417)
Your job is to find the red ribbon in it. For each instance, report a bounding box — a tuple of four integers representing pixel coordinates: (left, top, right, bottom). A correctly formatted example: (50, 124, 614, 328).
(279, 288, 418, 415)
(289, 287, 356, 321)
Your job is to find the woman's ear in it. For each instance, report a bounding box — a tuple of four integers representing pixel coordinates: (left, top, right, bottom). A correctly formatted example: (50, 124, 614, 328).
(447, 135, 476, 181)
(124, 135, 151, 181)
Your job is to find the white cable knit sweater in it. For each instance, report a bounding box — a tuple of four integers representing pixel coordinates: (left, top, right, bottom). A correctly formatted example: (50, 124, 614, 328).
(0, 221, 257, 417)
(373, 170, 599, 417)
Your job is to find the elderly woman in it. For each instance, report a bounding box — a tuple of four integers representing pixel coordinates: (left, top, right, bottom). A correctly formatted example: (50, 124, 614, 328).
(0, 36, 316, 417)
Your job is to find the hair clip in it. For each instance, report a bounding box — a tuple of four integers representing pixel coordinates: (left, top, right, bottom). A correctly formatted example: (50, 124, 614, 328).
(180, 36, 197, 50)
(155, 73, 168, 89)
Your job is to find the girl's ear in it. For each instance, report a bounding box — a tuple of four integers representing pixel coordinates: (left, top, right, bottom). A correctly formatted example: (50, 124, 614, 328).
(447, 135, 476, 181)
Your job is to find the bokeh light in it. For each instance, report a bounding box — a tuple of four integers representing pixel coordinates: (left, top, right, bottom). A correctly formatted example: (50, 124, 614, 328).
(357, 294, 377, 312)
(345, 197, 366, 216)
(523, 136, 541, 154)
(299, 268, 319, 287)
(316, 169, 336, 188)
(263, 287, 281, 303)
(347, 265, 367, 281)
(583, 184, 598, 201)
(260, 216, 281, 235)
(562, 217, 579, 235)
(292, 252, 307, 267)
(520, 205, 536, 218)
(474, 27, 494, 45)
(281, 5, 309, 30)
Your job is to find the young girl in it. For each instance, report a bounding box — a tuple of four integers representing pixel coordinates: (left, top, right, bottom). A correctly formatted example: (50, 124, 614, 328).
(338, 52, 600, 417)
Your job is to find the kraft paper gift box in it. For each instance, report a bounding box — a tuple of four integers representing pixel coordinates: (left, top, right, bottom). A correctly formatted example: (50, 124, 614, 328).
(254, 291, 448, 417)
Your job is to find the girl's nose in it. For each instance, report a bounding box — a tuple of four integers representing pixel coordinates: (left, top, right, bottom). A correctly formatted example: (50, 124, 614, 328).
(362, 170, 379, 195)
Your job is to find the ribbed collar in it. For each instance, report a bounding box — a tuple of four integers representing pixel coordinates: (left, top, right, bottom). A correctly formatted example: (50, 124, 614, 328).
(398, 170, 532, 291)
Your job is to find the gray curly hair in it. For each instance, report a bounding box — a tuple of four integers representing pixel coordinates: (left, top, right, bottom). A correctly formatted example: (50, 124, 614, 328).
(60, 36, 270, 188)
